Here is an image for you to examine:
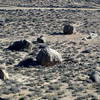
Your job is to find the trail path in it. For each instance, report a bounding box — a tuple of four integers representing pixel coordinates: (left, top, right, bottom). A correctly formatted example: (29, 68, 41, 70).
(0, 6, 100, 10)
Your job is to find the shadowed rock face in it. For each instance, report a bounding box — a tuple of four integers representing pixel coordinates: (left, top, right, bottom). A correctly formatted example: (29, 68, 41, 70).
(36, 47, 63, 67)
(90, 71, 100, 83)
(7, 39, 32, 52)
(63, 25, 74, 35)
(0, 69, 9, 80)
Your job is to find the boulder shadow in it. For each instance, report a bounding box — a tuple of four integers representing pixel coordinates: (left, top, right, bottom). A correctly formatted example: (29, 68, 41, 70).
(16, 58, 40, 68)
(51, 32, 64, 35)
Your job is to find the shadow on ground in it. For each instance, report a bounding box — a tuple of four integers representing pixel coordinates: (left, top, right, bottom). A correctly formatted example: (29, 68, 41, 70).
(51, 32, 64, 35)
(16, 58, 40, 67)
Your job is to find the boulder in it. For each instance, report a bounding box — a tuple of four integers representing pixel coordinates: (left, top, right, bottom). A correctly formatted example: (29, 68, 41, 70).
(90, 71, 100, 83)
(81, 49, 91, 53)
(63, 24, 74, 35)
(7, 39, 32, 51)
(0, 69, 9, 80)
(36, 47, 63, 66)
(37, 35, 46, 43)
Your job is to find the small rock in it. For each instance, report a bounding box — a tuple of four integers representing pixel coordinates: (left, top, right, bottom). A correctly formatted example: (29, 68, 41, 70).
(0, 69, 9, 80)
(78, 75, 89, 81)
(36, 47, 63, 66)
(19, 96, 29, 100)
(7, 39, 32, 52)
(81, 37, 87, 41)
(0, 17, 5, 26)
(89, 33, 98, 38)
(37, 35, 46, 43)
(9, 87, 20, 93)
(87, 33, 98, 39)
(0, 97, 8, 100)
(63, 24, 74, 35)
(90, 71, 100, 83)
(48, 84, 60, 90)
(86, 36, 92, 39)
(81, 49, 91, 53)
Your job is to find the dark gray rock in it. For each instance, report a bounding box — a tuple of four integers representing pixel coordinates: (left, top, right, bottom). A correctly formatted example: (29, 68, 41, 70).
(39, 44, 48, 49)
(37, 35, 46, 43)
(63, 24, 74, 35)
(90, 71, 100, 83)
(81, 49, 91, 53)
(7, 39, 32, 52)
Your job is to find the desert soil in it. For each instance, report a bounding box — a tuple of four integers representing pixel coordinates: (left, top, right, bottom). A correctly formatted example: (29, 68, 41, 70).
(0, 5, 100, 100)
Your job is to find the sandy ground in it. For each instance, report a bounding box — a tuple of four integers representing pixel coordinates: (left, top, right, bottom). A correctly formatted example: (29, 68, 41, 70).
(0, 7, 100, 10)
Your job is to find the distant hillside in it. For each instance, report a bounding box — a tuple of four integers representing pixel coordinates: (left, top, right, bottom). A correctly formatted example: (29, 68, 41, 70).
(0, 0, 100, 7)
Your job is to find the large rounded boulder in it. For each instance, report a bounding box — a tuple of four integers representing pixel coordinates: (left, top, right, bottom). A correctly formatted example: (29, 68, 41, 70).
(7, 39, 32, 51)
(36, 47, 63, 66)
(63, 24, 74, 35)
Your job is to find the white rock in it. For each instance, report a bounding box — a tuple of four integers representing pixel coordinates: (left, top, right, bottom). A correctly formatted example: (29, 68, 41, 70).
(89, 33, 98, 38)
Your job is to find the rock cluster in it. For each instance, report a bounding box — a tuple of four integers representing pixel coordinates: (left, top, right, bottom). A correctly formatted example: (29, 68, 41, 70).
(7, 35, 63, 67)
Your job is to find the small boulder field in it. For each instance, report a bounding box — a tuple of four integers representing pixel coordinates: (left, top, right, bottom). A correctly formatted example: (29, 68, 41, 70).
(0, 7, 100, 100)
